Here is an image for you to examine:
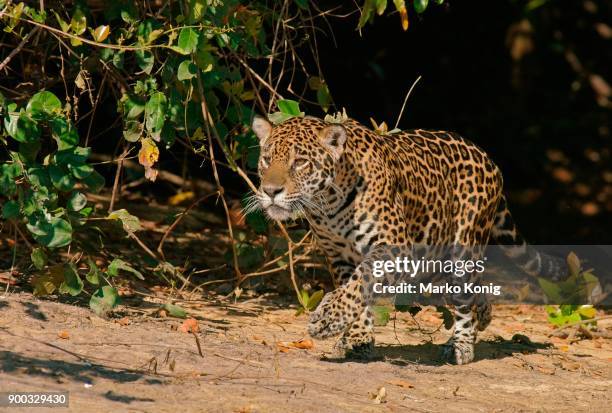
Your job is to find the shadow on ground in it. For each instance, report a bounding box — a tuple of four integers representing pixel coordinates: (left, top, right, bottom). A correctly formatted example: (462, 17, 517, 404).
(323, 336, 551, 366)
(0, 349, 158, 384)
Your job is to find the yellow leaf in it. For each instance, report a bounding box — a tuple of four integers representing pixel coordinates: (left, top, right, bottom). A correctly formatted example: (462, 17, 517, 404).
(400, 6, 409, 31)
(31, 264, 64, 296)
(578, 305, 596, 319)
(138, 138, 159, 168)
(370, 118, 388, 134)
(168, 191, 195, 206)
(93, 25, 110, 42)
(148, 29, 164, 44)
(70, 9, 87, 35)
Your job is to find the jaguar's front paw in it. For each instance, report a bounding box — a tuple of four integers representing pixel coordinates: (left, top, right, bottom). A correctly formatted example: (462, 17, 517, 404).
(442, 339, 475, 365)
(330, 335, 375, 359)
(308, 288, 359, 339)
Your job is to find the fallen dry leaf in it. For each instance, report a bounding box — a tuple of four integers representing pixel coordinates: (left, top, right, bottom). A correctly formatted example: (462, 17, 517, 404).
(115, 317, 130, 326)
(537, 366, 556, 375)
(560, 361, 581, 372)
(57, 331, 70, 340)
(168, 191, 195, 206)
(369, 386, 387, 404)
(386, 379, 414, 389)
(276, 339, 314, 350)
(276, 343, 290, 353)
(179, 318, 199, 333)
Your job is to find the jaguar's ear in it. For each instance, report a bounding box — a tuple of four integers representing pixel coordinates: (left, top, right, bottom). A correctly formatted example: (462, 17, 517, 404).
(252, 115, 272, 143)
(318, 124, 347, 160)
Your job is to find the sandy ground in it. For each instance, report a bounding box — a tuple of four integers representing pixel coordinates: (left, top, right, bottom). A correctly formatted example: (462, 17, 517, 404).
(0, 291, 610, 413)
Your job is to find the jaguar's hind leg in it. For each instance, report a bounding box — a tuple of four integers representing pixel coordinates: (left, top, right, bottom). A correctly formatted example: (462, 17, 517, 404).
(333, 307, 375, 359)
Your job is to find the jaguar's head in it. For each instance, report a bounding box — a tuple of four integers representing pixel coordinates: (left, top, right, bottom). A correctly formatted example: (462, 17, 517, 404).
(250, 116, 347, 221)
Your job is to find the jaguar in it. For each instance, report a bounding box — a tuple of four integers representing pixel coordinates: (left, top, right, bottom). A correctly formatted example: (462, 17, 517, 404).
(250, 114, 565, 364)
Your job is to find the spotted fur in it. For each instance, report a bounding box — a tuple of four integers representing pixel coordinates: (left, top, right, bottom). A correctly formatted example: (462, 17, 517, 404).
(251, 115, 566, 364)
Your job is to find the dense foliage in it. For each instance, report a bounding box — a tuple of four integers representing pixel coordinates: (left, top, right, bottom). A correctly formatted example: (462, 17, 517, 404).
(0, 0, 333, 313)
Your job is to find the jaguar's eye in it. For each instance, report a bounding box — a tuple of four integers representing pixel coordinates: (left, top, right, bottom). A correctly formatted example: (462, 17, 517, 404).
(260, 155, 271, 168)
(293, 159, 310, 170)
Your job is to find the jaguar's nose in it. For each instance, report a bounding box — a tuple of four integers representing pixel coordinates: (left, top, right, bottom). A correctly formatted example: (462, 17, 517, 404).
(262, 184, 284, 198)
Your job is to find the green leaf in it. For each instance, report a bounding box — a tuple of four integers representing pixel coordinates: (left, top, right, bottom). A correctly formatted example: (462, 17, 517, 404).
(2, 200, 19, 219)
(55, 146, 91, 166)
(277, 99, 302, 115)
(27, 91, 62, 116)
(123, 120, 143, 142)
(27, 217, 72, 249)
(82, 170, 105, 192)
(31, 247, 47, 270)
(306, 290, 324, 311)
(358, 0, 376, 28)
(0, 163, 21, 196)
(70, 9, 87, 35)
(177, 27, 199, 54)
(69, 163, 94, 180)
(177, 60, 198, 80)
(85, 258, 100, 285)
(414, 0, 429, 13)
(107, 258, 144, 280)
(372, 305, 391, 326)
(300, 289, 310, 308)
(49, 165, 76, 191)
(67, 191, 87, 211)
(267, 111, 294, 125)
(121, 94, 146, 120)
(19, 140, 41, 163)
(90, 286, 120, 316)
(107, 209, 142, 234)
(135, 50, 154, 74)
(4, 111, 40, 143)
(316, 84, 332, 112)
(27, 167, 50, 190)
(59, 263, 84, 296)
(50, 117, 79, 149)
(145, 92, 167, 140)
(538, 277, 564, 303)
(162, 302, 187, 318)
(234, 243, 264, 269)
(187, 0, 207, 23)
(294, 0, 309, 10)
(245, 210, 268, 234)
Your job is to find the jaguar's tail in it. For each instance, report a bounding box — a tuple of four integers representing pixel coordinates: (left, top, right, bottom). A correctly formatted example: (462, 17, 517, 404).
(491, 195, 567, 281)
